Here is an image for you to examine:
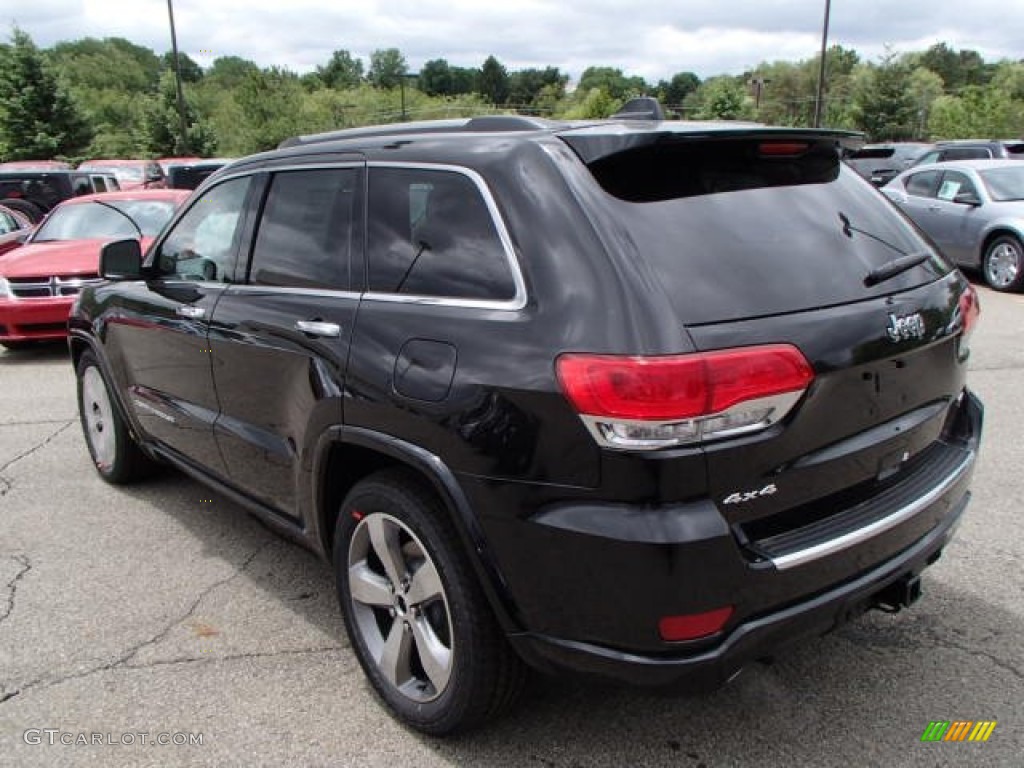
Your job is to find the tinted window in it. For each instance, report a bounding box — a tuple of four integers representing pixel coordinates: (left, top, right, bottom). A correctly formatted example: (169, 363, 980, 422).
(942, 147, 989, 161)
(574, 149, 949, 325)
(916, 150, 940, 165)
(905, 170, 940, 198)
(157, 176, 251, 282)
(367, 167, 516, 301)
(250, 168, 357, 290)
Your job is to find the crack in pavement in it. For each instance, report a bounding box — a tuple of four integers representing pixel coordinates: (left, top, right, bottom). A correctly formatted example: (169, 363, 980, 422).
(0, 420, 76, 481)
(0, 540, 274, 705)
(838, 622, 1024, 682)
(124, 645, 346, 671)
(1, 554, 32, 624)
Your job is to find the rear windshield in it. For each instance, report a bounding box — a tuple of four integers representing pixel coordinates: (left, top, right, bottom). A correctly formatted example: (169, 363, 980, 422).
(572, 138, 950, 324)
(980, 166, 1024, 201)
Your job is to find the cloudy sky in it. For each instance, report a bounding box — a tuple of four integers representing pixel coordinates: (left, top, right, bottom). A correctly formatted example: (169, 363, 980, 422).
(8, 0, 1024, 82)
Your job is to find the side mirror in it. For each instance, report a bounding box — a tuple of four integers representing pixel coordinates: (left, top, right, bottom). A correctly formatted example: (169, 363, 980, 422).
(100, 238, 143, 280)
(954, 192, 981, 207)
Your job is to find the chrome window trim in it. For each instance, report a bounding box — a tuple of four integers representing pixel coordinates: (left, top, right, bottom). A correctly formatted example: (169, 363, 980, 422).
(195, 161, 528, 311)
(364, 161, 527, 311)
(769, 450, 975, 571)
(224, 284, 362, 301)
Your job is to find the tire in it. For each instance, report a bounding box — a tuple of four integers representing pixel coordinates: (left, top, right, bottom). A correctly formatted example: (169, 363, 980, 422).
(982, 234, 1024, 292)
(334, 469, 526, 735)
(75, 350, 155, 484)
(0, 198, 44, 224)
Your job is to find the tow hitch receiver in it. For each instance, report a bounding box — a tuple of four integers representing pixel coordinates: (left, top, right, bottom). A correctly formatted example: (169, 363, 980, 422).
(874, 575, 922, 613)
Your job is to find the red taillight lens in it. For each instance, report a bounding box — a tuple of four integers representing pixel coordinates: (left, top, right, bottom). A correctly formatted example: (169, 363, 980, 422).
(556, 345, 813, 421)
(658, 606, 734, 641)
(958, 283, 980, 339)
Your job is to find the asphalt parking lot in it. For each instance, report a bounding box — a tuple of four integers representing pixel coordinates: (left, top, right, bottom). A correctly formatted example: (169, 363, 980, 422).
(0, 281, 1021, 768)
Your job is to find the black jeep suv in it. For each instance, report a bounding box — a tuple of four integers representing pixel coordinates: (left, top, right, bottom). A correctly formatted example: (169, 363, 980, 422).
(68, 110, 983, 735)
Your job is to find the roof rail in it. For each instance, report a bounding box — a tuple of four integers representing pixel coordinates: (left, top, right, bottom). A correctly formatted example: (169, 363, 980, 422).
(279, 114, 565, 149)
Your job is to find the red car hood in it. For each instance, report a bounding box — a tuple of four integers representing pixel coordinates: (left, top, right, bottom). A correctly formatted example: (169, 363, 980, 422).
(0, 237, 154, 278)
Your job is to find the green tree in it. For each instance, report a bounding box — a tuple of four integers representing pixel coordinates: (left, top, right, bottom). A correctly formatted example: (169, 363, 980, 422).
(162, 50, 203, 83)
(142, 70, 216, 156)
(0, 29, 91, 160)
(507, 67, 566, 108)
(852, 52, 917, 140)
(694, 76, 753, 120)
(420, 58, 454, 96)
(578, 66, 648, 100)
(317, 49, 363, 90)
(232, 67, 306, 151)
(205, 56, 260, 89)
(657, 71, 700, 107)
(368, 48, 407, 89)
(560, 87, 621, 119)
(478, 55, 509, 105)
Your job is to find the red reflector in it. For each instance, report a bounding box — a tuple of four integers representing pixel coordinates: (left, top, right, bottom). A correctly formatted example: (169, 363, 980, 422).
(659, 606, 734, 641)
(556, 345, 813, 421)
(758, 142, 810, 157)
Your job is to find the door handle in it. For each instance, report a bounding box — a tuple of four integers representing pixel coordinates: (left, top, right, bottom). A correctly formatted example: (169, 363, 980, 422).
(295, 320, 341, 338)
(175, 305, 206, 319)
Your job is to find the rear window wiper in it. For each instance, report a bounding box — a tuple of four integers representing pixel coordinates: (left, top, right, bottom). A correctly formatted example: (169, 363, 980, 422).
(864, 251, 932, 287)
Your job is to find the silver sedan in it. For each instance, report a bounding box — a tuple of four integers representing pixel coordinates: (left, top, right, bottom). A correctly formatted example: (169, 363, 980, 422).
(882, 159, 1024, 291)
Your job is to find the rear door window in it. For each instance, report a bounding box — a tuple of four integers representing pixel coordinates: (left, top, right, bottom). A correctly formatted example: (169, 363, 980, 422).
(941, 147, 990, 161)
(366, 167, 517, 302)
(249, 168, 358, 290)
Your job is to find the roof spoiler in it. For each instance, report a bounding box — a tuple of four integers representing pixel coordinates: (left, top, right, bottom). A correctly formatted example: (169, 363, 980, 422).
(612, 97, 667, 121)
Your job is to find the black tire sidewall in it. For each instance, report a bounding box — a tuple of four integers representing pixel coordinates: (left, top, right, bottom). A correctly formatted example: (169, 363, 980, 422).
(333, 476, 483, 734)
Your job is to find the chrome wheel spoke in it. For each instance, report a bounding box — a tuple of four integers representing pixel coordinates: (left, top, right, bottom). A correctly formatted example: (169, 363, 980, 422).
(406, 557, 443, 606)
(410, 614, 453, 692)
(367, 515, 406, 588)
(379, 618, 414, 688)
(348, 561, 393, 607)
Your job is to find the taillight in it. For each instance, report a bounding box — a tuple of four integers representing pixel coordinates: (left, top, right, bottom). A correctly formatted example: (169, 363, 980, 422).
(959, 283, 980, 339)
(956, 283, 980, 360)
(556, 345, 814, 450)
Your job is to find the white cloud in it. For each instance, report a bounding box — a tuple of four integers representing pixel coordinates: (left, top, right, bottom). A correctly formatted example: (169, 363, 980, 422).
(5, 0, 1023, 82)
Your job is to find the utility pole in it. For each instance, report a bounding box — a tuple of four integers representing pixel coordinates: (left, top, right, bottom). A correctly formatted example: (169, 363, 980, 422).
(166, 0, 189, 153)
(813, 0, 832, 127)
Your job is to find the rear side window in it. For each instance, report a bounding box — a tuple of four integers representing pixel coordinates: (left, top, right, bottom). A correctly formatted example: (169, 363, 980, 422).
(366, 167, 516, 302)
(249, 168, 357, 290)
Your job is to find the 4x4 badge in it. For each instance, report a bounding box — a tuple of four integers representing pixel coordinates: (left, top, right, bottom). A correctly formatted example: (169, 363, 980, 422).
(886, 311, 926, 343)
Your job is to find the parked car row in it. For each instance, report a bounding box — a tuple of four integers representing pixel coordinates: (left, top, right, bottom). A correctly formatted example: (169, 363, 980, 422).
(882, 159, 1024, 292)
(0, 189, 189, 349)
(847, 139, 1024, 187)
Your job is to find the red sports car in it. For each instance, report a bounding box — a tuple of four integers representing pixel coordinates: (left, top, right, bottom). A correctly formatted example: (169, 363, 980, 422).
(0, 189, 189, 349)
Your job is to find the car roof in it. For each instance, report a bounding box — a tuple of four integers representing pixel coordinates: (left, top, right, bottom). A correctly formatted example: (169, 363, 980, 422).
(79, 159, 153, 167)
(906, 158, 1022, 172)
(56, 189, 191, 205)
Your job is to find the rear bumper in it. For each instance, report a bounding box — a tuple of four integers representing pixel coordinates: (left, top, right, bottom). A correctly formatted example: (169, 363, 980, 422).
(479, 390, 982, 687)
(0, 297, 73, 341)
(509, 488, 968, 689)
